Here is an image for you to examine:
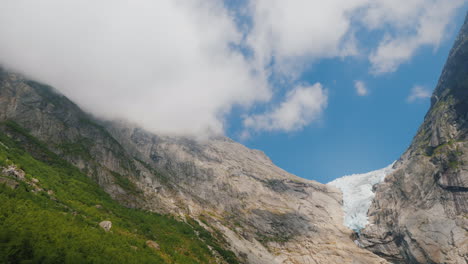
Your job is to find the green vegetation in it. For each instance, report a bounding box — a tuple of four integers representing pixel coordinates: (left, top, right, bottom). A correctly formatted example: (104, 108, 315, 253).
(425, 139, 460, 157)
(255, 232, 291, 245)
(448, 160, 460, 169)
(57, 138, 93, 161)
(109, 170, 141, 195)
(0, 122, 238, 264)
(187, 218, 239, 264)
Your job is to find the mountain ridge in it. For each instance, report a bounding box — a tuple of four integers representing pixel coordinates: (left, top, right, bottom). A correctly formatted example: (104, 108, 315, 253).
(359, 12, 468, 264)
(0, 68, 386, 263)
(0, 119, 234, 263)
(1, 11, 467, 264)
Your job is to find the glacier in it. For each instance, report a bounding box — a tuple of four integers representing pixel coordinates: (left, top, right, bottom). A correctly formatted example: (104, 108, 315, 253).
(328, 163, 395, 232)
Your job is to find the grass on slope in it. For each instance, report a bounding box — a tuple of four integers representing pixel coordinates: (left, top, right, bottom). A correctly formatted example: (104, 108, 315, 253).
(0, 121, 236, 264)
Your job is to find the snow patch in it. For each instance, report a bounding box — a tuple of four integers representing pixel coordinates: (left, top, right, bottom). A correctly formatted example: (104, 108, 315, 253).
(328, 163, 395, 231)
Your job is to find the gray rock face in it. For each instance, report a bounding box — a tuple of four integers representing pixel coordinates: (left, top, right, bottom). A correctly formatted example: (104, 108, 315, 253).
(360, 13, 468, 264)
(0, 70, 386, 263)
(106, 123, 387, 263)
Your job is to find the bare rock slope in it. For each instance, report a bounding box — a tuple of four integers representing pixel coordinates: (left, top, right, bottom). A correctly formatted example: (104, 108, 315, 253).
(360, 13, 468, 264)
(0, 70, 385, 263)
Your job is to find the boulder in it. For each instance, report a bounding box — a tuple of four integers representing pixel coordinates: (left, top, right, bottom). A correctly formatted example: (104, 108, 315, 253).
(99, 221, 112, 232)
(146, 240, 160, 250)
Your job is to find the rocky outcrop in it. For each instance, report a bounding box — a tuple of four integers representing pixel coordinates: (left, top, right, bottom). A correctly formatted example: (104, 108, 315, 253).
(360, 13, 468, 264)
(0, 164, 45, 192)
(0, 69, 386, 262)
(2, 165, 26, 181)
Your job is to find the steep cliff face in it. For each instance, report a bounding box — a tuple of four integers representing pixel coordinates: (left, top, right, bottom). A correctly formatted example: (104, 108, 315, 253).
(105, 122, 389, 264)
(0, 71, 144, 207)
(360, 13, 468, 264)
(0, 70, 386, 263)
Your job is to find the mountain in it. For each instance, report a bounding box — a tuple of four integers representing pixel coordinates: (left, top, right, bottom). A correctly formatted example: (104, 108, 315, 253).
(1, 11, 467, 264)
(0, 70, 386, 263)
(328, 163, 395, 232)
(359, 13, 468, 264)
(0, 120, 235, 264)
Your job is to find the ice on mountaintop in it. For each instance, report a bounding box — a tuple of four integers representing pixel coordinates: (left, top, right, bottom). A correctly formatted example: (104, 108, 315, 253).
(328, 163, 395, 232)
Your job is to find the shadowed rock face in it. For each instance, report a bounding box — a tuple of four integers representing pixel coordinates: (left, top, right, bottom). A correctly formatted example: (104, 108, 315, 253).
(360, 13, 468, 264)
(0, 71, 386, 262)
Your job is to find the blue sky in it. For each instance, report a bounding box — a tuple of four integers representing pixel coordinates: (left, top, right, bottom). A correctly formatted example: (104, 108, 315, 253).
(226, 7, 468, 183)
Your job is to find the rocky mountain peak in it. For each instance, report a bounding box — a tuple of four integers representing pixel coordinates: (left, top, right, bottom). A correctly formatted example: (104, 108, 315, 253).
(0, 69, 387, 263)
(359, 12, 468, 264)
(429, 12, 468, 142)
(1, 12, 466, 264)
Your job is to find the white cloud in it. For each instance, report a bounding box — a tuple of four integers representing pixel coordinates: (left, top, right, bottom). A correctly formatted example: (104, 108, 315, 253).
(0, 0, 464, 137)
(0, 0, 270, 136)
(367, 0, 466, 74)
(246, 0, 363, 77)
(407, 85, 432, 102)
(354, 80, 368, 96)
(246, 0, 466, 76)
(243, 84, 327, 133)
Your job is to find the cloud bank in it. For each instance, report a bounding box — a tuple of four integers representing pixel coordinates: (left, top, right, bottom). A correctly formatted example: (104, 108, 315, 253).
(0, 0, 464, 136)
(0, 0, 270, 135)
